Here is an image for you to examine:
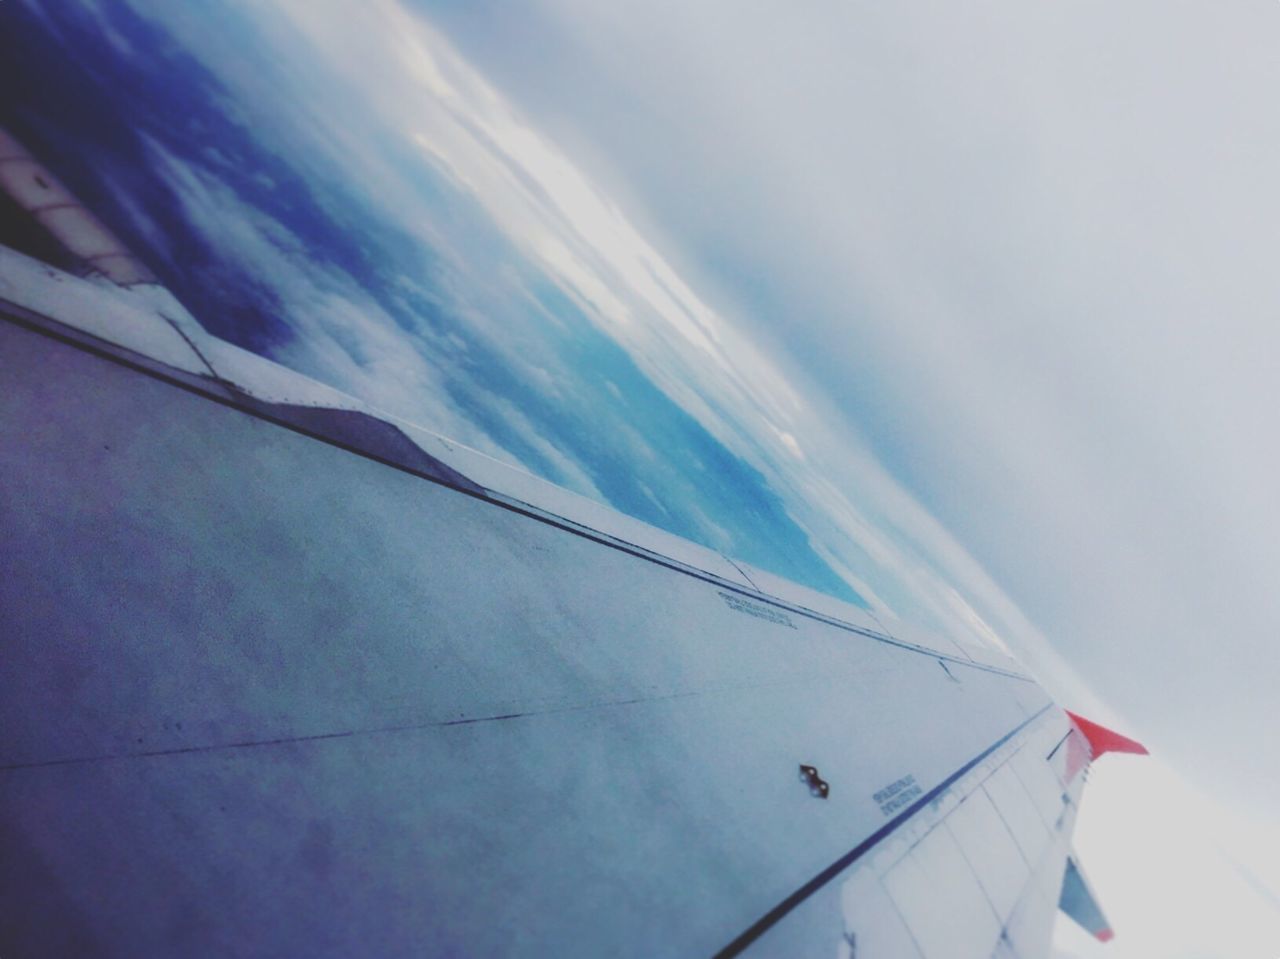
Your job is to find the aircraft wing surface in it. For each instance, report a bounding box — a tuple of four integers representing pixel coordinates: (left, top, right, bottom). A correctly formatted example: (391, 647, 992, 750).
(0, 245, 1124, 957)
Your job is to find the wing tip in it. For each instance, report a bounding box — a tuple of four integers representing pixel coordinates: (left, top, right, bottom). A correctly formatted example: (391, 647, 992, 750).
(1065, 710, 1149, 760)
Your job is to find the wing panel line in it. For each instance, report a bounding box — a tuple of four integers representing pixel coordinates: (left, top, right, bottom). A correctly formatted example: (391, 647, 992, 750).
(713, 703, 1056, 959)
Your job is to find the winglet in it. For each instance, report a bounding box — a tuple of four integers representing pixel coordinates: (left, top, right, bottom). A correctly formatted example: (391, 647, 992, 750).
(1065, 711, 1149, 760)
(1060, 855, 1115, 943)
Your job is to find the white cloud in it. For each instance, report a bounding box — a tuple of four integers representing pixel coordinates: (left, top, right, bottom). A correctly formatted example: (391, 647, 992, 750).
(140, 134, 502, 457)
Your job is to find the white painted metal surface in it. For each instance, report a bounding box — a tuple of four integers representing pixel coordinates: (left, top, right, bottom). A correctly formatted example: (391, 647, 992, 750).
(946, 787, 1030, 923)
(0, 245, 205, 375)
(984, 763, 1054, 872)
(839, 868, 923, 958)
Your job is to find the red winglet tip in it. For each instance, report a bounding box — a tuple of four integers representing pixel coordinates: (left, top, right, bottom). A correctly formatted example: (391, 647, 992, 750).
(1095, 928, 1115, 943)
(1066, 711, 1149, 760)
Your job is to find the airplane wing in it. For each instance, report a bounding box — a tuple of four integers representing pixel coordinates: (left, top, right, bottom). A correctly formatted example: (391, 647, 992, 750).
(0, 145, 1141, 957)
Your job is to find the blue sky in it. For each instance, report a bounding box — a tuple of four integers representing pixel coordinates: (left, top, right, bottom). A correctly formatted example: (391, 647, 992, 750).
(11, 1, 1280, 954)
